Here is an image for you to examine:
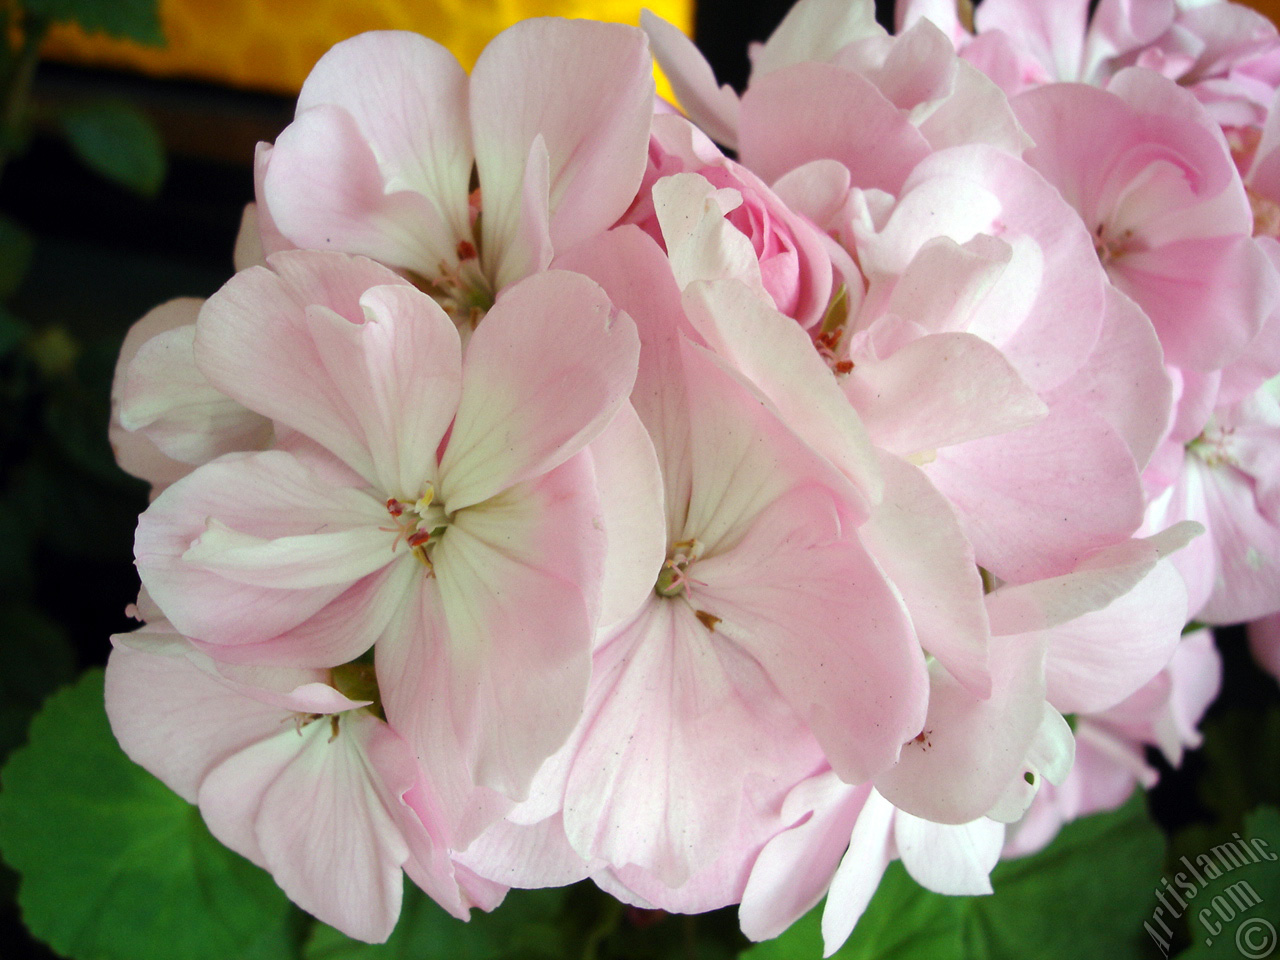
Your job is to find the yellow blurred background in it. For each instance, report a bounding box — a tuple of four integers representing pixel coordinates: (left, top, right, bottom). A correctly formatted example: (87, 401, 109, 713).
(39, 0, 693, 100)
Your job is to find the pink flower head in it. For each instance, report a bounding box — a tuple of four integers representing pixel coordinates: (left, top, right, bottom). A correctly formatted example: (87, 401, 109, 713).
(259, 20, 655, 325)
(133, 250, 642, 838)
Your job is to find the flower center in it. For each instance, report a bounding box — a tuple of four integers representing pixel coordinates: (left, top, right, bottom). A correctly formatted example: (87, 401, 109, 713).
(386, 485, 450, 572)
(1093, 222, 1139, 265)
(1188, 420, 1238, 469)
(414, 238, 495, 334)
(654, 538, 704, 598)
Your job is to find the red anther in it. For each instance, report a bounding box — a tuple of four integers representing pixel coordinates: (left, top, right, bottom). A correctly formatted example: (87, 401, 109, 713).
(406, 529, 432, 548)
(833, 359, 855, 375)
(386, 498, 404, 517)
(457, 239, 477, 261)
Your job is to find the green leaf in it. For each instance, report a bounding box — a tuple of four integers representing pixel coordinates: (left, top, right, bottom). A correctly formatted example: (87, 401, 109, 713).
(1195, 707, 1280, 832)
(0, 669, 297, 960)
(305, 885, 570, 960)
(24, 0, 164, 45)
(0, 215, 33, 301)
(0, 604, 74, 763)
(1178, 807, 1280, 960)
(743, 794, 1165, 960)
(59, 100, 166, 197)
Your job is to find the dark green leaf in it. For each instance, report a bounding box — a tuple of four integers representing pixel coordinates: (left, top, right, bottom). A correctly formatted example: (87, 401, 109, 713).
(305, 885, 570, 960)
(59, 100, 166, 197)
(1178, 807, 1280, 960)
(743, 794, 1165, 960)
(0, 669, 297, 960)
(0, 604, 74, 762)
(24, 0, 163, 46)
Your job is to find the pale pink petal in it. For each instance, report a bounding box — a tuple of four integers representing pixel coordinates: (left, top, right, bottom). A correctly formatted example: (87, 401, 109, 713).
(470, 19, 653, 283)
(975, 0, 1091, 80)
(1198, 457, 1280, 624)
(295, 30, 473, 243)
(263, 105, 461, 273)
(1110, 234, 1277, 371)
(135, 450, 393, 650)
(118, 323, 272, 466)
(641, 10, 740, 148)
(561, 601, 819, 888)
(739, 62, 932, 193)
(440, 270, 638, 510)
(861, 452, 991, 697)
(1046, 284, 1172, 471)
(739, 773, 867, 942)
(104, 639, 300, 803)
(749, 0, 885, 80)
(928, 402, 1145, 582)
(204, 712, 408, 943)
(679, 278, 881, 508)
(894, 813, 1003, 896)
(406, 460, 601, 803)
(821, 789, 895, 955)
(1041, 558, 1188, 714)
(554, 227, 695, 547)
(874, 633, 1048, 824)
(696, 485, 928, 785)
(677, 337, 859, 553)
(457, 815, 590, 889)
(845, 331, 1047, 457)
(984, 522, 1201, 636)
(588, 402, 667, 631)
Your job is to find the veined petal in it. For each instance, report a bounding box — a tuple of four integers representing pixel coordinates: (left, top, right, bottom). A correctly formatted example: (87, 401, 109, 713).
(441, 270, 638, 510)
(641, 10, 740, 149)
(588, 403, 668, 632)
(821, 789, 896, 955)
(928, 401, 1146, 582)
(696, 486, 927, 785)
(860, 452, 992, 697)
(104, 638, 306, 803)
(295, 30, 474, 244)
(182, 520, 391, 590)
(874, 633, 1048, 824)
(264, 105, 462, 275)
(845, 331, 1047, 457)
(202, 712, 409, 943)
(562, 601, 820, 888)
(894, 813, 1002, 896)
(471, 18, 653, 281)
(136, 450, 393, 648)
(740, 62, 931, 193)
(432, 514, 595, 799)
(739, 773, 867, 943)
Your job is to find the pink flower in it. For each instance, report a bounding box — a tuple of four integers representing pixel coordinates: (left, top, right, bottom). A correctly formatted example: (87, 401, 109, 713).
(105, 621, 503, 942)
(1013, 69, 1277, 373)
(464, 226, 930, 912)
(133, 250, 644, 838)
(621, 115, 834, 328)
(1249, 612, 1280, 682)
(259, 20, 654, 322)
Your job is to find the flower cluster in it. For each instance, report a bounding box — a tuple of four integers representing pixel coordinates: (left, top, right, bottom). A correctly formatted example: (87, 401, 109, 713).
(106, 0, 1280, 951)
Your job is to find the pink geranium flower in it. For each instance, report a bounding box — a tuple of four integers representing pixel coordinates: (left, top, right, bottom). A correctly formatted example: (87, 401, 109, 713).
(106, 621, 504, 942)
(133, 250, 644, 838)
(259, 20, 654, 326)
